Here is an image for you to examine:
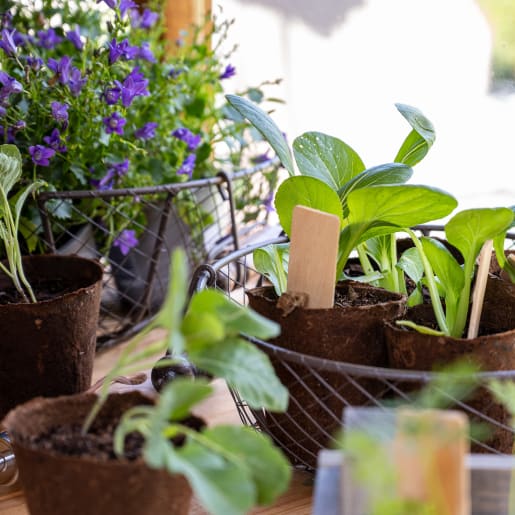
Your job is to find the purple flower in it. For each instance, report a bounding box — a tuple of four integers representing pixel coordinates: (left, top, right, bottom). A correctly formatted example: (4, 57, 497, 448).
(26, 56, 43, 71)
(168, 67, 183, 79)
(0, 29, 18, 56)
(97, 0, 116, 8)
(103, 85, 122, 105)
(51, 101, 69, 125)
(263, 192, 275, 213)
(29, 145, 55, 166)
(13, 120, 26, 131)
(37, 28, 62, 49)
(108, 38, 139, 64)
(121, 66, 149, 107)
(68, 67, 87, 96)
(109, 159, 130, 177)
(0, 107, 6, 118)
(43, 128, 67, 153)
(0, 71, 22, 96)
(119, 0, 137, 17)
(251, 151, 272, 164)
(138, 42, 156, 63)
(131, 8, 159, 30)
(172, 127, 201, 151)
(113, 229, 138, 256)
(66, 26, 84, 51)
(0, 125, 15, 143)
(103, 112, 126, 135)
(92, 159, 129, 190)
(47, 56, 72, 85)
(219, 64, 236, 80)
(134, 121, 157, 140)
(177, 153, 196, 178)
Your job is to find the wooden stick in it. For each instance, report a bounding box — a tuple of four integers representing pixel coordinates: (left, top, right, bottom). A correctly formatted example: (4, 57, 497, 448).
(287, 205, 340, 309)
(394, 409, 469, 515)
(467, 239, 493, 339)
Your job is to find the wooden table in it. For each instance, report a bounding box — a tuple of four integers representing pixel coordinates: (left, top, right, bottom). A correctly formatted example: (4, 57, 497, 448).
(0, 331, 314, 514)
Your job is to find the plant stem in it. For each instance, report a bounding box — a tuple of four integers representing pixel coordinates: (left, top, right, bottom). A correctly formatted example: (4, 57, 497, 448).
(406, 229, 449, 335)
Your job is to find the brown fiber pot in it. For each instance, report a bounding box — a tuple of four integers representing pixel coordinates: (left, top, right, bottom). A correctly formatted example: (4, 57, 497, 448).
(247, 281, 406, 468)
(0, 255, 103, 421)
(3, 391, 192, 515)
(385, 277, 515, 454)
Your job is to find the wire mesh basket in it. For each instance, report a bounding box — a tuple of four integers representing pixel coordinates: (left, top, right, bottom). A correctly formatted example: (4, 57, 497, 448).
(191, 228, 515, 471)
(31, 161, 277, 350)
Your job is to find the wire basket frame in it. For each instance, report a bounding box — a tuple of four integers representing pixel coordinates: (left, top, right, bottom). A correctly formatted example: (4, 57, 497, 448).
(33, 161, 277, 350)
(191, 228, 515, 471)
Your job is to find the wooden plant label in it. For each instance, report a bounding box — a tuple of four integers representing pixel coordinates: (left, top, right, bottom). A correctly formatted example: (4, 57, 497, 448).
(287, 205, 340, 309)
(394, 409, 469, 515)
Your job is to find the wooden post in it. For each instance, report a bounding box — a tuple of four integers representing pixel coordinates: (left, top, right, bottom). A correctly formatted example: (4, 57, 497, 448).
(163, 0, 212, 47)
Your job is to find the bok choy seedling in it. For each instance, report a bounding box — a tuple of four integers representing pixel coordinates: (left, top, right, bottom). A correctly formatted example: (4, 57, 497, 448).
(226, 95, 456, 296)
(400, 207, 514, 338)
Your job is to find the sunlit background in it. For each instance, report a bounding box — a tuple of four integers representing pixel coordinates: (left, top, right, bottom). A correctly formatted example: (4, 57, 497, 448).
(217, 0, 515, 210)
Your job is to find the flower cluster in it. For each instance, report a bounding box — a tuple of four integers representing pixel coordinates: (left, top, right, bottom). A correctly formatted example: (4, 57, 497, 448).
(0, 0, 279, 254)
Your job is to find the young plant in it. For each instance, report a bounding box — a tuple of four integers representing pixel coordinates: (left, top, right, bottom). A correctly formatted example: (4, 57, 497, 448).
(493, 205, 515, 282)
(400, 207, 515, 337)
(0, 144, 45, 302)
(226, 95, 456, 295)
(85, 247, 291, 515)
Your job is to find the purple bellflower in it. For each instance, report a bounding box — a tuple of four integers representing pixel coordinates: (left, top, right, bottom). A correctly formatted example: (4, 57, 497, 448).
(113, 229, 138, 255)
(0, 29, 18, 56)
(51, 101, 69, 125)
(172, 127, 201, 151)
(108, 38, 139, 65)
(219, 64, 236, 80)
(66, 26, 84, 51)
(103, 112, 126, 135)
(37, 28, 62, 49)
(177, 153, 196, 178)
(43, 128, 67, 153)
(120, 67, 149, 107)
(131, 9, 159, 30)
(29, 145, 55, 166)
(134, 121, 158, 140)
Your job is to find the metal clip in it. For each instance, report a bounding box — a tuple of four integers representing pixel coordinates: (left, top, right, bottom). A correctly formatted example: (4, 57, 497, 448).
(0, 431, 17, 487)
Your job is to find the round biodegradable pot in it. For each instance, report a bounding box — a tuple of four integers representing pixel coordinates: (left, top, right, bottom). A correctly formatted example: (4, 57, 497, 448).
(0, 255, 103, 421)
(3, 391, 192, 515)
(246, 280, 406, 468)
(385, 279, 515, 454)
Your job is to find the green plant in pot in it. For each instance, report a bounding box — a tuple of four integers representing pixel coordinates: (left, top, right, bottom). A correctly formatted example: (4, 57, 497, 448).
(224, 95, 458, 467)
(0, 144, 103, 421)
(3, 247, 291, 515)
(385, 207, 515, 453)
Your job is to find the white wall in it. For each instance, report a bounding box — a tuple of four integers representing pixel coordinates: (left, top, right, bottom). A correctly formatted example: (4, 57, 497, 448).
(218, 0, 515, 208)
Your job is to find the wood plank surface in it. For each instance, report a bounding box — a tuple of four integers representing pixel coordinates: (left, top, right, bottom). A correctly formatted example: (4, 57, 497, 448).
(0, 330, 313, 514)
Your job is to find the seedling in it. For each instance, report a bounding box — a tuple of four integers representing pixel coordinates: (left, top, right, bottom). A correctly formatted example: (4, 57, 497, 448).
(84, 247, 291, 515)
(226, 95, 457, 295)
(400, 208, 514, 337)
(0, 144, 45, 302)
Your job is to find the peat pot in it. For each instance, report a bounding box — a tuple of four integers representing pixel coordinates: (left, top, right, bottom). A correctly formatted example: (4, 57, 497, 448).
(0, 255, 102, 421)
(385, 276, 515, 454)
(3, 391, 192, 515)
(246, 281, 406, 468)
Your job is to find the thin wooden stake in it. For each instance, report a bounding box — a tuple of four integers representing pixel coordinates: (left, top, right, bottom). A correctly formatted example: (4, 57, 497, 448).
(467, 239, 493, 339)
(287, 205, 340, 309)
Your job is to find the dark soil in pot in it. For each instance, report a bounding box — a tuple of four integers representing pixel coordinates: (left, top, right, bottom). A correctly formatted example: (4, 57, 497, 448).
(4, 391, 194, 515)
(0, 255, 103, 421)
(385, 279, 515, 454)
(247, 281, 406, 468)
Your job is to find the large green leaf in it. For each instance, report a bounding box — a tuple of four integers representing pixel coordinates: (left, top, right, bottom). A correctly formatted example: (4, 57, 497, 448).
(292, 131, 365, 191)
(394, 103, 435, 166)
(186, 289, 280, 341)
(225, 95, 295, 175)
(187, 337, 288, 412)
(0, 144, 22, 196)
(339, 163, 413, 215)
(445, 208, 514, 267)
(203, 426, 291, 505)
(253, 243, 289, 296)
(165, 440, 256, 515)
(274, 175, 343, 237)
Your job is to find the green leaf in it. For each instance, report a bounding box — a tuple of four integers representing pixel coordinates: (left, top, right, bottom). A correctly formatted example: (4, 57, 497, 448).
(157, 378, 213, 422)
(396, 320, 446, 336)
(394, 103, 435, 166)
(274, 175, 343, 237)
(225, 94, 295, 175)
(202, 426, 291, 505)
(253, 243, 289, 296)
(164, 439, 256, 515)
(182, 311, 225, 345)
(186, 289, 280, 341)
(490, 380, 515, 421)
(292, 131, 365, 191)
(397, 246, 424, 285)
(445, 208, 514, 268)
(13, 180, 45, 231)
(338, 163, 413, 215)
(187, 337, 288, 412)
(0, 144, 22, 196)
